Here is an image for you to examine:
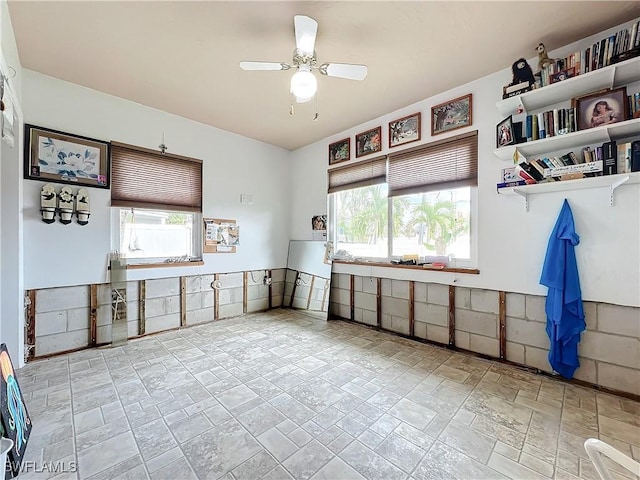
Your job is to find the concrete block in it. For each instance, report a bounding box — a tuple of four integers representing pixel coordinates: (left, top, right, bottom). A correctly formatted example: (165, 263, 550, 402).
(334, 273, 351, 290)
(455, 330, 470, 350)
(219, 303, 243, 319)
(505, 317, 549, 350)
(362, 310, 377, 326)
(96, 324, 111, 344)
(67, 308, 89, 332)
(309, 301, 325, 313)
(35, 311, 67, 337)
(331, 303, 350, 320)
(219, 272, 243, 289)
(392, 280, 410, 299)
(454, 287, 471, 310)
(36, 285, 90, 312)
(506, 342, 525, 365)
(286, 269, 298, 283)
(271, 269, 286, 283)
(506, 293, 525, 319)
(271, 294, 283, 308)
(597, 362, 640, 396)
(583, 302, 597, 332)
(146, 278, 180, 299)
(525, 295, 546, 323)
(292, 297, 308, 309)
(186, 293, 202, 311)
(524, 346, 552, 373)
(455, 309, 498, 338)
(414, 283, 427, 303)
(597, 304, 640, 337)
(126, 282, 139, 302)
(295, 286, 311, 300)
(202, 291, 214, 309)
(573, 358, 597, 384)
(427, 325, 449, 345)
(427, 283, 450, 306)
(228, 287, 244, 304)
(185, 275, 203, 294)
(414, 302, 448, 327)
(390, 316, 410, 335)
(381, 279, 392, 297)
(218, 289, 232, 306)
(381, 296, 408, 318)
(381, 314, 392, 331)
(97, 284, 111, 306)
(353, 276, 363, 292)
(284, 283, 294, 299)
(271, 282, 284, 297)
(580, 331, 639, 369)
(354, 292, 377, 312)
(353, 308, 363, 323)
(187, 308, 214, 325)
(36, 329, 89, 356)
(247, 270, 266, 286)
(362, 277, 378, 295)
(469, 334, 499, 357)
(96, 305, 111, 327)
(248, 285, 269, 300)
(146, 314, 180, 334)
(311, 285, 328, 302)
(414, 321, 427, 339)
(127, 320, 138, 338)
(471, 289, 499, 314)
(127, 301, 139, 322)
(333, 288, 351, 306)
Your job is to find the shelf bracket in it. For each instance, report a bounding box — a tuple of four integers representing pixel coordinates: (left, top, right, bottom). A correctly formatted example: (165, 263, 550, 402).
(609, 175, 629, 207)
(512, 188, 529, 212)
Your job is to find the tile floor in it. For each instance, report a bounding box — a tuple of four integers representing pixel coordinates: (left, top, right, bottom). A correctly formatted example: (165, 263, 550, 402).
(16, 309, 640, 480)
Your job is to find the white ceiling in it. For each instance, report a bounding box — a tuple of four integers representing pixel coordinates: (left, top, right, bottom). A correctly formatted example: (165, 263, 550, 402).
(8, 1, 640, 151)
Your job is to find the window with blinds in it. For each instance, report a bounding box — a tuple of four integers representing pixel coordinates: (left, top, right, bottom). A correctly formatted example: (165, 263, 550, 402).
(328, 155, 386, 194)
(387, 131, 478, 197)
(111, 142, 203, 212)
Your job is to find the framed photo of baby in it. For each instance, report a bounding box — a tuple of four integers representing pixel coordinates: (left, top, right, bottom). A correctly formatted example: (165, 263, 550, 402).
(575, 87, 628, 131)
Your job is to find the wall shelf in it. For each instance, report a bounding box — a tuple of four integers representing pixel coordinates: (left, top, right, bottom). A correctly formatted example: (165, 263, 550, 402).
(493, 118, 640, 161)
(496, 56, 640, 117)
(497, 172, 640, 211)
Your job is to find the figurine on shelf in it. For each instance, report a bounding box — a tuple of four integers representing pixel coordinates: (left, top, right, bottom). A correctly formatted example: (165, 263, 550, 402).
(510, 58, 535, 87)
(536, 43, 556, 72)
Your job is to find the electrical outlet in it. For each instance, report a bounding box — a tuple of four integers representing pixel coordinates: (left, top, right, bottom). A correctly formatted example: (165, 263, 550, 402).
(240, 194, 253, 205)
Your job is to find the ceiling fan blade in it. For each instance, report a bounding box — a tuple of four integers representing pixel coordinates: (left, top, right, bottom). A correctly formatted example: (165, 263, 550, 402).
(319, 63, 368, 80)
(240, 61, 291, 71)
(294, 15, 318, 54)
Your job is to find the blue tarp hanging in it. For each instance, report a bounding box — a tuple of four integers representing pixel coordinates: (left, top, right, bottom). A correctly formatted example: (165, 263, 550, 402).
(539, 199, 585, 379)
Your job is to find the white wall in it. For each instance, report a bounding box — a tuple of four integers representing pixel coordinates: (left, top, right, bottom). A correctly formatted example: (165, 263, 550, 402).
(22, 71, 292, 289)
(290, 19, 640, 307)
(0, 0, 25, 365)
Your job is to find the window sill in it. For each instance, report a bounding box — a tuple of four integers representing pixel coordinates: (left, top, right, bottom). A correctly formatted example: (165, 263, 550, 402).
(332, 259, 479, 274)
(125, 261, 204, 270)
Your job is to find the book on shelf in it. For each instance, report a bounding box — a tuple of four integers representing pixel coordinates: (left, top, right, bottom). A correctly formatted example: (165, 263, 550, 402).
(497, 180, 528, 190)
(631, 140, 640, 172)
(617, 142, 632, 174)
(602, 140, 617, 175)
(542, 160, 604, 178)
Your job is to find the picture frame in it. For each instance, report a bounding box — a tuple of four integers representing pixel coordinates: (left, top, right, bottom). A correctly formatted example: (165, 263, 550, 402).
(328, 137, 350, 165)
(550, 67, 576, 84)
(24, 124, 110, 188)
(355, 126, 382, 158)
(496, 115, 515, 148)
(389, 112, 421, 148)
(575, 86, 628, 131)
(431, 93, 472, 136)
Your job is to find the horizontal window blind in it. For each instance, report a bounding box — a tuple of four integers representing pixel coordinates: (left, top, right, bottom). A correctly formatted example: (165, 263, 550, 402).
(328, 155, 386, 194)
(111, 142, 202, 212)
(388, 131, 477, 197)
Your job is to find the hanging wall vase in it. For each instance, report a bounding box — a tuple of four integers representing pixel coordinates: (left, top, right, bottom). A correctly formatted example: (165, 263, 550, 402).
(40, 183, 57, 223)
(58, 186, 74, 224)
(75, 188, 91, 225)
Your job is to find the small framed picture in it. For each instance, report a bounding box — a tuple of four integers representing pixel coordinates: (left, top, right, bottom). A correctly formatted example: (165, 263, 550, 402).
(550, 67, 575, 84)
(355, 126, 382, 158)
(496, 115, 515, 148)
(389, 112, 421, 148)
(431, 93, 472, 136)
(24, 124, 110, 188)
(328, 138, 350, 165)
(575, 86, 628, 130)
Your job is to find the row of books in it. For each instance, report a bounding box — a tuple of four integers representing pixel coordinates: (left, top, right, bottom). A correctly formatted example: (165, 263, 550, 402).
(497, 140, 640, 188)
(523, 109, 576, 142)
(537, 21, 640, 88)
(629, 92, 640, 119)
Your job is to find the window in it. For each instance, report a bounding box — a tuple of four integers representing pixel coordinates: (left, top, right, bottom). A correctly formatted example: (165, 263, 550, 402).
(329, 131, 477, 266)
(110, 142, 202, 264)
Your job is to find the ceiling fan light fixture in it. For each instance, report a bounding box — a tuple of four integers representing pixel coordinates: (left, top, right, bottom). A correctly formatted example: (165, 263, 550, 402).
(290, 65, 317, 100)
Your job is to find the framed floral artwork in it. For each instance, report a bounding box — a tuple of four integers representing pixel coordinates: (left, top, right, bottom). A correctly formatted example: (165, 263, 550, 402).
(24, 124, 111, 188)
(329, 138, 350, 165)
(431, 94, 472, 136)
(355, 126, 382, 158)
(389, 112, 421, 148)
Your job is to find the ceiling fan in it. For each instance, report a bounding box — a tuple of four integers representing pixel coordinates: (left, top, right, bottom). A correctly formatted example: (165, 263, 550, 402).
(240, 15, 368, 104)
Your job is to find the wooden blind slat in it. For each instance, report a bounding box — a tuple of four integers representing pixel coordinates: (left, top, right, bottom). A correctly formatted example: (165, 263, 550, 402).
(388, 131, 478, 197)
(111, 144, 202, 211)
(328, 155, 387, 194)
